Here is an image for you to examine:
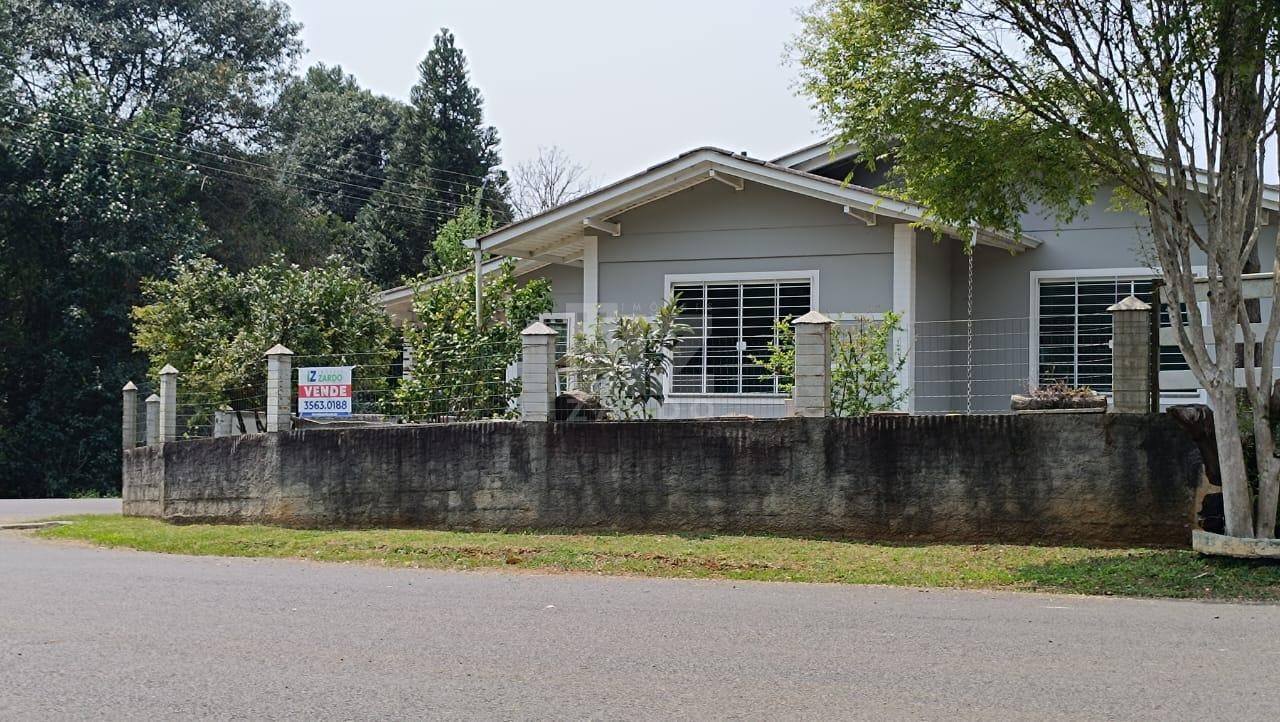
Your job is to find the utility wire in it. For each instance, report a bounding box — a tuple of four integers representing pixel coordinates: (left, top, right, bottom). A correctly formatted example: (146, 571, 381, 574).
(1, 100, 505, 218)
(3, 115, 486, 221)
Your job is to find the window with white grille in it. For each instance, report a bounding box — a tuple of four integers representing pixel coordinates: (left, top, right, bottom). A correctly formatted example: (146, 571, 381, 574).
(1036, 276, 1187, 392)
(670, 278, 813, 394)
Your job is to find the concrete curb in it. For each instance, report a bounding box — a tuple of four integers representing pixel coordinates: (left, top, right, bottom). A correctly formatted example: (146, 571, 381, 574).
(0, 520, 73, 531)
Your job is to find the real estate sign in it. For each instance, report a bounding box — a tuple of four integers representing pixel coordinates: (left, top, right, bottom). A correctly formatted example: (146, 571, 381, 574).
(297, 366, 353, 418)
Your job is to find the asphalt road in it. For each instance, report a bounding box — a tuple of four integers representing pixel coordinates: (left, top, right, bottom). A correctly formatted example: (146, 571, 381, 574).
(2, 503, 1279, 720)
(0, 497, 120, 523)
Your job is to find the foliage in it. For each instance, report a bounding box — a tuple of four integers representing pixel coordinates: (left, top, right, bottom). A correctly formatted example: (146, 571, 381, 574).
(268, 64, 403, 221)
(1025, 382, 1103, 403)
(393, 260, 551, 421)
(431, 204, 492, 274)
(355, 28, 508, 285)
(756, 313, 907, 416)
(793, 0, 1280, 538)
(0, 88, 207, 497)
(566, 301, 691, 419)
(4, 0, 303, 142)
(131, 255, 395, 424)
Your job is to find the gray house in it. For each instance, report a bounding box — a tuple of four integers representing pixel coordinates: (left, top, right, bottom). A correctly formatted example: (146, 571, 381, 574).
(381, 138, 1280, 417)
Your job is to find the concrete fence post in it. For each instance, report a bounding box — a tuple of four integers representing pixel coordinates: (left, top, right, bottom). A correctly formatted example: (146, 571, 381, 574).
(520, 322, 559, 421)
(265, 344, 294, 433)
(792, 311, 834, 417)
(144, 393, 160, 446)
(1108, 295, 1153, 413)
(122, 381, 138, 450)
(158, 365, 178, 443)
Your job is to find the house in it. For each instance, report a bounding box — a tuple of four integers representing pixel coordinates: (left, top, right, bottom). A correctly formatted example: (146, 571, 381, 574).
(380, 138, 1280, 416)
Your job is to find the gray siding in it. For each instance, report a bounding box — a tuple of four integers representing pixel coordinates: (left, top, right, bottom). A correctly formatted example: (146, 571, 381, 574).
(597, 179, 895, 317)
(520, 262, 583, 317)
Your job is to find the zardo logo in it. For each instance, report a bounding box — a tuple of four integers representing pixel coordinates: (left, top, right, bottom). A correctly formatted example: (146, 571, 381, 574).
(307, 370, 344, 383)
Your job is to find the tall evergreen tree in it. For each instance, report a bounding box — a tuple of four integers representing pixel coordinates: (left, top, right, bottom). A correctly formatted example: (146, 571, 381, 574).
(354, 28, 509, 286)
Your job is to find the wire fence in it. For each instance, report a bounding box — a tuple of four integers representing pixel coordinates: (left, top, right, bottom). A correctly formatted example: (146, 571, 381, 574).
(293, 342, 519, 425)
(913, 316, 1031, 413)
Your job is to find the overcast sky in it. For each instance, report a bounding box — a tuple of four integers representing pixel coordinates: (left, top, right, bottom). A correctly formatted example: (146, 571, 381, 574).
(285, 1, 823, 184)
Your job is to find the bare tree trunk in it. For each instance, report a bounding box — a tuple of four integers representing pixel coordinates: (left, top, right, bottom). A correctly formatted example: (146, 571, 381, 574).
(1210, 387, 1256, 536)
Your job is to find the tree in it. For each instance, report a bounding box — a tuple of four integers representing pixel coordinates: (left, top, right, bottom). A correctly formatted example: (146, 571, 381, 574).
(132, 255, 395, 428)
(756, 313, 908, 417)
(269, 64, 403, 221)
(431, 204, 493, 274)
(0, 87, 207, 497)
(566, 301, 691, 419)
(3, 0, 302, 142)
(793, 0, 1280, 538)
(393, 261, 551, 421)
(355, 28, 508, 285)
(510, 145, 592, 219)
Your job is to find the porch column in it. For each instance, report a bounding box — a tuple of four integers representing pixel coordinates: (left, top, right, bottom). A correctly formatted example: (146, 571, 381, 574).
(1108, 295, 1152, 413)
(792, 311, 834, 417)
(582, 235, 599, 334)
(892, 223, 917, 411)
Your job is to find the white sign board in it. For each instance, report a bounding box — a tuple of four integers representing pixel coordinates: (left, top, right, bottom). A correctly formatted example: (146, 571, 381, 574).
(297, 366, 353, 418)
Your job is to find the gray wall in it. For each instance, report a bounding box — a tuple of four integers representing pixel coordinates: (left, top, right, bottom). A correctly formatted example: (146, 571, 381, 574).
(597, 180, 896, 317)
(520, 262, 583, 317)
(124, 413, 1203, 545)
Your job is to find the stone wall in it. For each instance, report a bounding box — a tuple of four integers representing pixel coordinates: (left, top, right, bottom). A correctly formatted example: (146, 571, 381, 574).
(123, 413, 1204, 545)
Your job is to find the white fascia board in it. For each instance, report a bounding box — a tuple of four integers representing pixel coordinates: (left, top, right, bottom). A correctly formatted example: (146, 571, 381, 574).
(477, 152, 717, 253)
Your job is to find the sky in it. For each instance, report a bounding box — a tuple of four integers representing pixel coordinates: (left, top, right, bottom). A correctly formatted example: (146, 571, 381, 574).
(284, 0, 823, 185)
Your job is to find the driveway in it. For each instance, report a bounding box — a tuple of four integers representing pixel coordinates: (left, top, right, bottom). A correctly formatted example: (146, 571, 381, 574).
(2, 512, 1278, 720)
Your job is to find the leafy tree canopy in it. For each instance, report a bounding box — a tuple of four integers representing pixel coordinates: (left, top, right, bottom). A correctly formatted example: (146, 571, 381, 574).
(132, 255, 395, 416)
(3, 0, 303, 142)
(0, 86, 207, 497)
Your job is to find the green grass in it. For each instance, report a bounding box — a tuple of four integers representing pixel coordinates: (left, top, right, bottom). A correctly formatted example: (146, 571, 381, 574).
(36, 515, 1280, 601)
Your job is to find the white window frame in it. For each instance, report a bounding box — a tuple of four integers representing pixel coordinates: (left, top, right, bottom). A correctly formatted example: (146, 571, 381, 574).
(1028, 266, 1206, 402)
(663, 270, 819, 400)
(538, 312, 577, 394)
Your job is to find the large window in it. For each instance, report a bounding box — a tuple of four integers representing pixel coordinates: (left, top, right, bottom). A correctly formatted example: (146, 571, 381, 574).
(670, 275, 813, 395)
(1036, 275, 1187, 392)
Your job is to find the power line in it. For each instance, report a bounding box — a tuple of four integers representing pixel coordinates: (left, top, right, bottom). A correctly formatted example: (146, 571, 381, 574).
(2, 115, 469, 221)
(1, 102, 486, 217)
(0, 97, 499, 192)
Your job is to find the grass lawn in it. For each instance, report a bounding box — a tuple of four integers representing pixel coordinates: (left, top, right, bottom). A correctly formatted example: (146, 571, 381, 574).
(36, 515, 1280, 601)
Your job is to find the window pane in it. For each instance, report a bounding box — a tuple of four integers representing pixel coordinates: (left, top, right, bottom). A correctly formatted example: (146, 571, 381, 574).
(672, 284, 705, 393)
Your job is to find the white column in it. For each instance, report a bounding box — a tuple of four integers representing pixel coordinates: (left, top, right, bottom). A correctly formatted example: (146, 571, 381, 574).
(401, 338, 415, 381)
(520, 321, 559, 421)
(582, 235, 599, 334)
(792, 311, 834, 417)
(265, 344, 294, 433)
(892, 223, 917, 411)
(473, 245, 484, 332)
(145, 394, 160, 446)
(122, 381, 138, 450)
(158, 365, 178, 443)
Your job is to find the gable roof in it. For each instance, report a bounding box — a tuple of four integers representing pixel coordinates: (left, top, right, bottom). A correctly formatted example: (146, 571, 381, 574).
(771, 138, 862, 172)
(474, 146, 1039, 263)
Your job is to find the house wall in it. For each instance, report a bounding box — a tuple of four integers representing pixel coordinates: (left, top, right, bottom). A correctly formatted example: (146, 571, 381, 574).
(520, 262, 583, 317)
(596, 180, 895, 317)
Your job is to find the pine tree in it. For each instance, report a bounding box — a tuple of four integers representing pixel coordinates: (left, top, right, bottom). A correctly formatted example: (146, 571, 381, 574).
(355, 28, 509, 286)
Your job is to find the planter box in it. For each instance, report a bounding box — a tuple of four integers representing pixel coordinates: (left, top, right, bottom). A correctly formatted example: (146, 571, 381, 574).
(1010, 394, 1108, 412)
